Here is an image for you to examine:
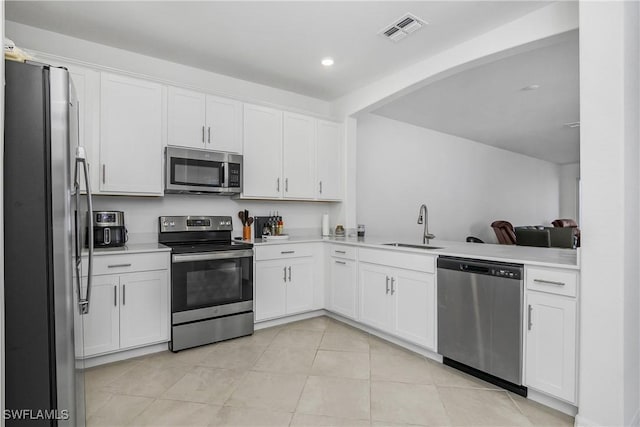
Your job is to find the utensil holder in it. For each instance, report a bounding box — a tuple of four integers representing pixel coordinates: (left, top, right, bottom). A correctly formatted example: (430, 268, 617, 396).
(243, 226, 251, 241)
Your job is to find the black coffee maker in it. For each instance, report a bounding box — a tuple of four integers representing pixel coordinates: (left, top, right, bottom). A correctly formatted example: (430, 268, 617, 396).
(87, 211, 127, 248)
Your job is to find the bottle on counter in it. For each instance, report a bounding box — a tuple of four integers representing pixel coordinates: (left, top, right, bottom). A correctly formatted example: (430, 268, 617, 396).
(277, 213, 284, 235)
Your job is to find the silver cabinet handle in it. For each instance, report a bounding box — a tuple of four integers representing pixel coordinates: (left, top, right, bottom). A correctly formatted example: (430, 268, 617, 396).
(335, 250, 346, 254)
(285, 178, 289, 192)
(319, 181, 323, 194)
(288, 266, 292, 282)
(528, 304, 533, 330)
(390, 277, 396, 295)
(335, 260, 346, 265)
(283, 266, 287, 282)
(122, 284, 126, 305)
(102, 164, 106, 184)
(202, 125, 205, 143)
(108, 263, 132, 268)
(277, 177, 280, 192)
(208, 126, 211, 144)
(533, 279, 565, 286)
(114, 285, 117, 307)
(281, 250, 295, 254)
(385, 276, 390, 295)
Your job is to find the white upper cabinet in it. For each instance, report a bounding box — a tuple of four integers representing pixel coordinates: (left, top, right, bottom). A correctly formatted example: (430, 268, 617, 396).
(283, 112, 316, 199)
(316, 120, 343, 200)
(167, 87, 206, 149)
(100, 72, 164, 195)
(242, 104, 283, 198)
(168, 87, 242, 153)
(242, 105, 343, 201)
(205, 95, 243, 153)
(67, 64, 101, 193)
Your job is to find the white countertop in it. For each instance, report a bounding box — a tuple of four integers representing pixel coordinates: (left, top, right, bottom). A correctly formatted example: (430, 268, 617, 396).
(83, 243, 171, 256)
(253, 234, 579, 269)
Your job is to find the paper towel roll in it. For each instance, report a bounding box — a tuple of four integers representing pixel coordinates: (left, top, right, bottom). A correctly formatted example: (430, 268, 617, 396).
(322, 213, 330, 236)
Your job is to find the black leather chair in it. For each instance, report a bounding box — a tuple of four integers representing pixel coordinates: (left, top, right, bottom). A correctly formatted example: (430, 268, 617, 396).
(466, 236, 484, 243)
(515, 228, 550, 247)
(545, 227, 576, 249)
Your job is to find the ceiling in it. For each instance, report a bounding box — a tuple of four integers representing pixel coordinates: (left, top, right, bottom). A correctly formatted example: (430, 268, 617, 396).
(5, 1, 551, 100)
(371, 32, 580, 164)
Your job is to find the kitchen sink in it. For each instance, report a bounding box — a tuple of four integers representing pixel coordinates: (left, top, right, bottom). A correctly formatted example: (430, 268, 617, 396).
(383, 242, 443, 250)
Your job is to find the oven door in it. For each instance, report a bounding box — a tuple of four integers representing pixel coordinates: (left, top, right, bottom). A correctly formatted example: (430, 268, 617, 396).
(165, 147, 228, 193)
(171, 249, 253, 324)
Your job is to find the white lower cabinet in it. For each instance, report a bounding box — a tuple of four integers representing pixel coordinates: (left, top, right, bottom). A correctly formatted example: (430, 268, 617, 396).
(328, 257, 358, 319)
(358, 260, 436, 350)
(525, 290, 577, 403)
(80, 275, 120, 356)
(255, 245, 315, 321)
(119, 271, 170, 349)
(75, 254, 170, 358)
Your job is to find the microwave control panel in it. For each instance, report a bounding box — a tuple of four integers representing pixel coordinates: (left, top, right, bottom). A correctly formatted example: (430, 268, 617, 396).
(228, 163, 241, 187)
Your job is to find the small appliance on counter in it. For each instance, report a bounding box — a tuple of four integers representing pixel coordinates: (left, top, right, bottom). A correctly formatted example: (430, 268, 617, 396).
(254, 212, 286, 239)
(87, 211, 127, 248)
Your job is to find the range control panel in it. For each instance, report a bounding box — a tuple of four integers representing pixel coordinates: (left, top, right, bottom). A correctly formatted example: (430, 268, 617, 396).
(159, 216, 233, 233)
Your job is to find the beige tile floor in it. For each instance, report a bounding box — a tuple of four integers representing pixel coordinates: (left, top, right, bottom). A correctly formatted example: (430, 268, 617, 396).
(85, 316, 574, 427)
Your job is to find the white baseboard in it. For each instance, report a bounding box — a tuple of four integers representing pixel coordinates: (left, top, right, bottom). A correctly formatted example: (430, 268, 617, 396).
(527, 389, 577, 417)
(83, 342, 169, 368)
(324, 311, 443, 363)
(254, 309, 326, 330)
(574, 413, 602, 427)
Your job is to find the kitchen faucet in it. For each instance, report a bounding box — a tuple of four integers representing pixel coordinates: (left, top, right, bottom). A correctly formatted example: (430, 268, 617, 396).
(417, 204, 436, 244)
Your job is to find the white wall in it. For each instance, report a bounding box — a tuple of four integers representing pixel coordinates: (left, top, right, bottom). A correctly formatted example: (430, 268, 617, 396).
(559, 163, 580, 222)
(356, 114, 560, 244)
(4, 21, 343, 241)
(577, 1, 640, 426)
(93, 196, 338, 242)
(5, 21, 332, 119)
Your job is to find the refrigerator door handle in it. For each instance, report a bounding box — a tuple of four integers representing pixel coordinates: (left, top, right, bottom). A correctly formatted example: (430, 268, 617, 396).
(75, 147, 94, 314)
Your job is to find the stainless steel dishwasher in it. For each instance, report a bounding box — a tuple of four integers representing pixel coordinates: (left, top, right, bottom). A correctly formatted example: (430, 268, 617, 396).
(437, 256, 526, 396)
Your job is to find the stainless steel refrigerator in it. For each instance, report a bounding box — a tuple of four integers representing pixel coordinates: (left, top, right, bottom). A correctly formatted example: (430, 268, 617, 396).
(4, 60, 94, 426)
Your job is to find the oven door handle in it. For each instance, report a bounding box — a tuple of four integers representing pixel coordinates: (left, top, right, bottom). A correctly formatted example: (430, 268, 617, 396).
(172, 249, 254, 263)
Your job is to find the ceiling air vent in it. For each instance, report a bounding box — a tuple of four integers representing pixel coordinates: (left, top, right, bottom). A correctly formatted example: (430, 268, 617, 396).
(379, 13, 426, 42)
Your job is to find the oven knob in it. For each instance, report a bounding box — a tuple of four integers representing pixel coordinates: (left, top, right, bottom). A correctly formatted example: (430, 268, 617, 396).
(226, 221, 231, 226)
(163, 221, 169, 227)
(169, 221, 175, 227)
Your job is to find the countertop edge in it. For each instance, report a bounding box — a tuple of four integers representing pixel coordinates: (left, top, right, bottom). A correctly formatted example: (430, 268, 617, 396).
(253, 237, 580, 270)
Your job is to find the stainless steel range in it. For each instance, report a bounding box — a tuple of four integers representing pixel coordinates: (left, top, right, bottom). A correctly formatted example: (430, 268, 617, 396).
(159, 216, 254, 352)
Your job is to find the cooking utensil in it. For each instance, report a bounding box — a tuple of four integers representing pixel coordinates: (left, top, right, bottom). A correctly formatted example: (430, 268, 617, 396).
(247, 217, 254, 227)
(245, 210, 249, 225)
(238, 211, 245, 226)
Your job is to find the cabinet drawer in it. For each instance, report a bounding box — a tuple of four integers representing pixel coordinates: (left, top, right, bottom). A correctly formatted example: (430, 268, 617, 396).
(255, 243, 314, 261)
(526, 266, 578, 297)
(83, 252, 170, 276)
(359, 248, 435, 273)
(329, 244, 356, 260)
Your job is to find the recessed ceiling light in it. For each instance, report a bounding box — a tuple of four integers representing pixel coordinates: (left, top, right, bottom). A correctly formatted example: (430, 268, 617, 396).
(321, 57, 334, 67)
(520, 84, 541, 91)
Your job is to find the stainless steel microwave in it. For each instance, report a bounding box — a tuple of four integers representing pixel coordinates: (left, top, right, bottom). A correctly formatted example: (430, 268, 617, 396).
(165, 147, 242, 195)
